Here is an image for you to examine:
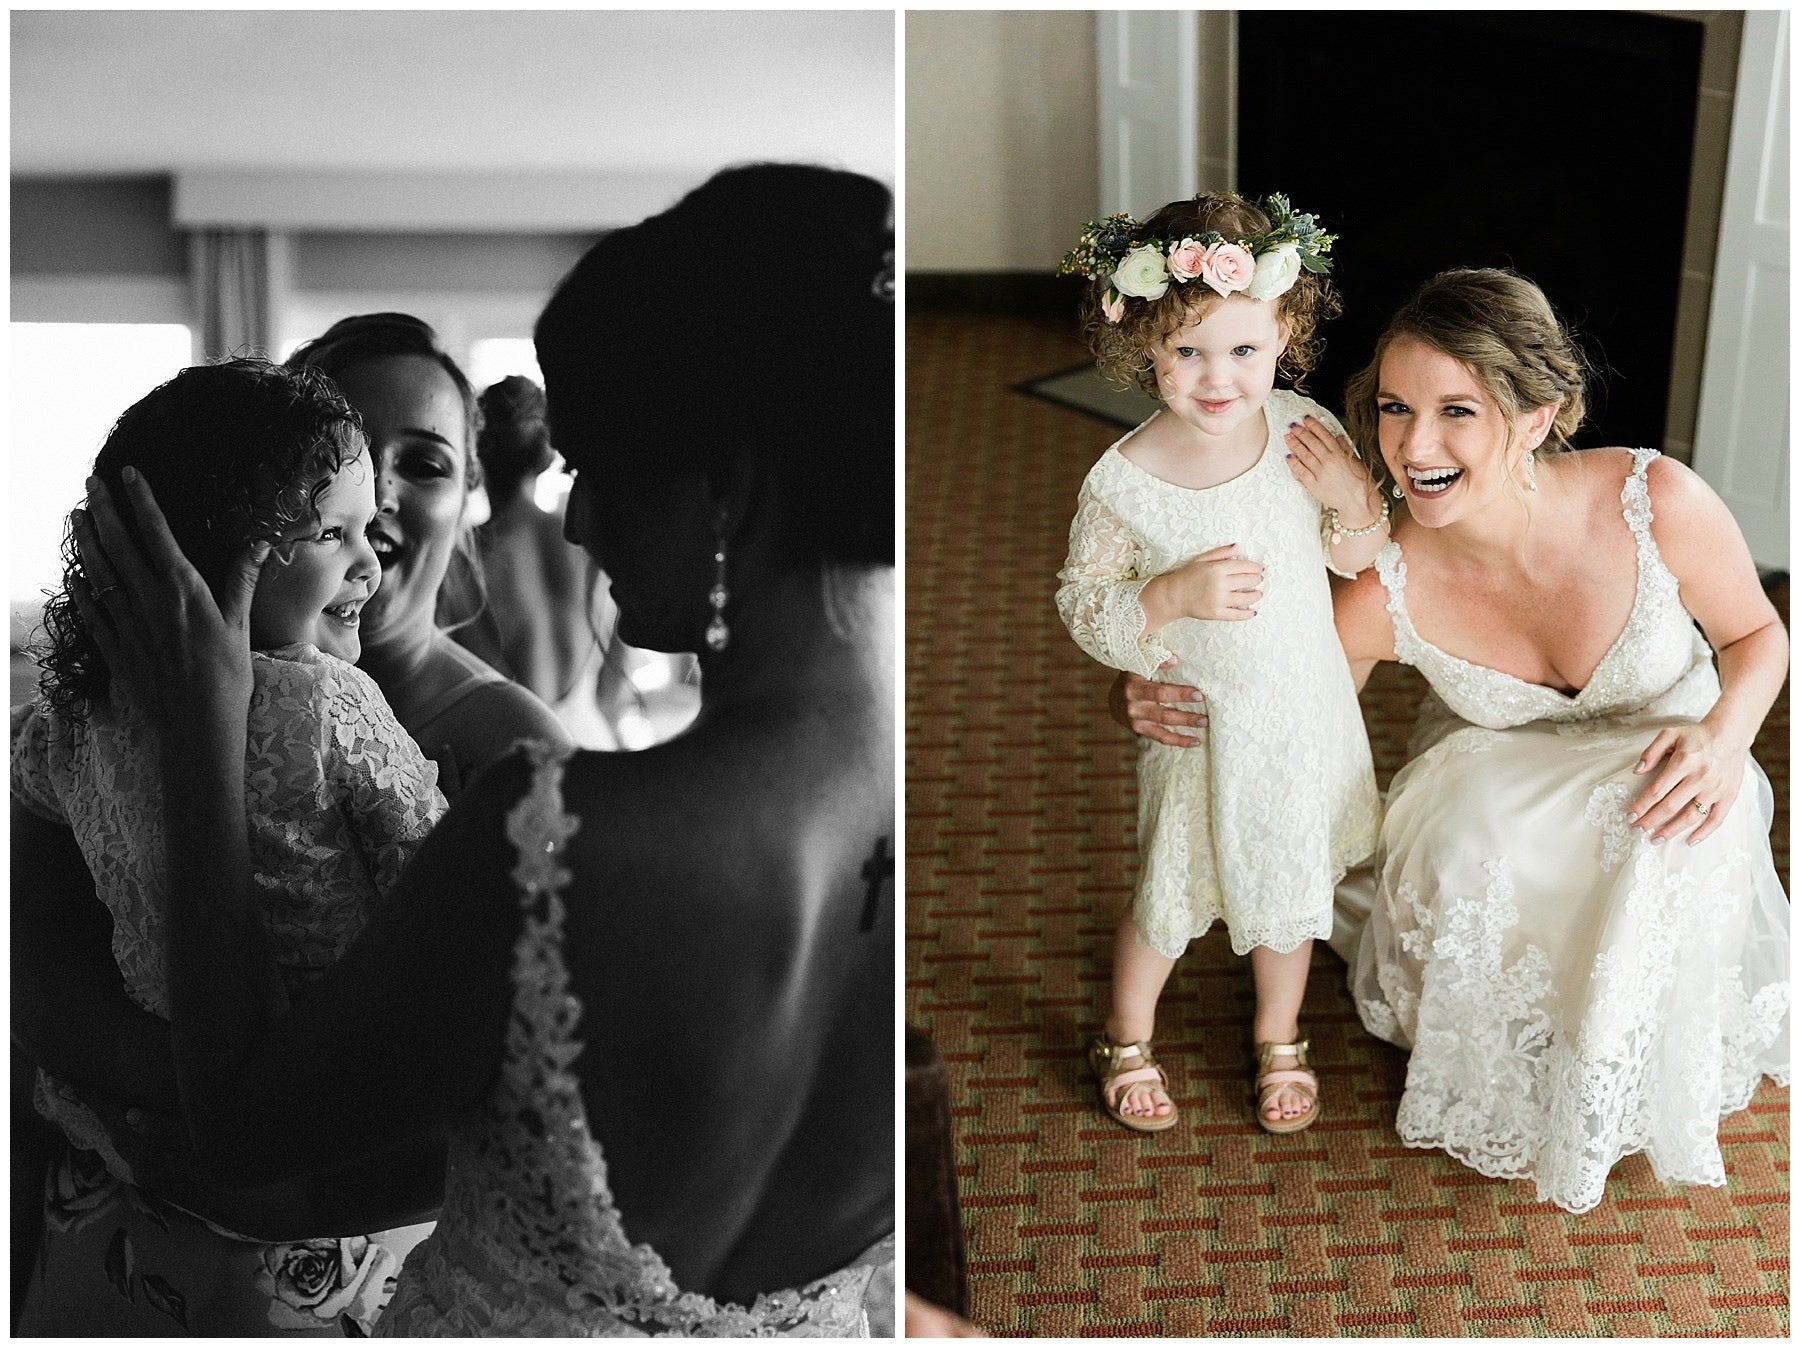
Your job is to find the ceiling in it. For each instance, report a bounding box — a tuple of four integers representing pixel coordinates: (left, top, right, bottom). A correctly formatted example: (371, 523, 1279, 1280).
(11, 10, 894, 182)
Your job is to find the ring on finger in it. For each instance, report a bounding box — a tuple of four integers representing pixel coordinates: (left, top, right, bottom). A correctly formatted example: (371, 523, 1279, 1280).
(1693, 801, 1711, 816)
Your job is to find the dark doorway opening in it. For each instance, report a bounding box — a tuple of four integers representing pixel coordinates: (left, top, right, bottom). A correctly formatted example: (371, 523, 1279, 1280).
(1238, 11, 1702, 450)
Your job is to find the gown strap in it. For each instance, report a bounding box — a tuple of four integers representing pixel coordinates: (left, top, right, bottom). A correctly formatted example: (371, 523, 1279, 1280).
(1620, 448, 1659, 555)
(1617, 448, 1687, 607)
(1372, 538, 1428, 668)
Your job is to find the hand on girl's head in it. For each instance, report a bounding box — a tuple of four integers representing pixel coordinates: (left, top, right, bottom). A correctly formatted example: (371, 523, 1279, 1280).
(71, 467, 267, 720)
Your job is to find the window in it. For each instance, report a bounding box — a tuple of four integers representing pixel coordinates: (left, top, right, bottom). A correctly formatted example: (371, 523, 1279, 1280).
(11, 322, 194, 610)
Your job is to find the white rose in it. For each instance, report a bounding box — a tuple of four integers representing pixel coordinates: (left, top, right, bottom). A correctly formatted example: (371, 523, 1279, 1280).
(1245, 244, 1302, 301)
(1109, 245, 1170, 300)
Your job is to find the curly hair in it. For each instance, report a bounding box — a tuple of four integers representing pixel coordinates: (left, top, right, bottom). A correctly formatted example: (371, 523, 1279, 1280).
(535, 162, 894, 568)
(1342, 268, 1590, 497)
(37, 358, 364, 723)
(1082, 192, 1341, 395)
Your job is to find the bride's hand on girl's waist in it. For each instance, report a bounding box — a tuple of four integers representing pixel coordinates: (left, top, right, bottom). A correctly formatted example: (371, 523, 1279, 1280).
(1110, 663, 1208, 746)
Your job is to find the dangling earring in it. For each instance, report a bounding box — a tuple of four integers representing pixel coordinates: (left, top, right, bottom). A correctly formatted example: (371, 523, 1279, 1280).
(705, 514, 730, 653)
(1391, 481, 1405, 500)
(1524, 450, 1539, 493)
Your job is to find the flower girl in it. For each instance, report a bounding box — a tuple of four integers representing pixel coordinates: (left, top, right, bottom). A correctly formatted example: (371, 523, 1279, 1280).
(14, 358, 444, 1334)
(1055, 192, 1382, 1134)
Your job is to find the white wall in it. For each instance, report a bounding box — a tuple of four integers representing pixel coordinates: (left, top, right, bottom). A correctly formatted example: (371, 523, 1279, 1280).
(906, 11, 1098, 272)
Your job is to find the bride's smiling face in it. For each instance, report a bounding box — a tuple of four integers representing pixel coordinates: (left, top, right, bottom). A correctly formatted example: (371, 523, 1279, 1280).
(1375, 337, 1546, 527)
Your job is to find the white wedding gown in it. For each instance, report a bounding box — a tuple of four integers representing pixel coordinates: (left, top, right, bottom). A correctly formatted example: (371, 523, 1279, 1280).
(1338, 449, 1789, 1213)
(378, 741, 892, 1336)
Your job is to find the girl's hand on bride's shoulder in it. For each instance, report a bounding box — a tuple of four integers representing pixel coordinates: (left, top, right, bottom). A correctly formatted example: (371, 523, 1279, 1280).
(1110, 663, 1207, 746)
(71, 469, 269, 727)
(1285, 415, 1377, 521)
(1628, 722, 1745, 845)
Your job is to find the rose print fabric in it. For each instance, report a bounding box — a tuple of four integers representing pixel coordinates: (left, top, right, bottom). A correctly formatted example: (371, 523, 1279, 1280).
(15, 1144, 431, 1336)
(1341, 451, 1790, 1211)
(1055, 389, 1379, 957)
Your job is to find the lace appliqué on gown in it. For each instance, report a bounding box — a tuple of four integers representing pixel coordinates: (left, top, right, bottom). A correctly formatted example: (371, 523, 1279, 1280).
(1054, 389, 1379, 958)
(378, 741, 888, 1336)
(1353, 449, 1790, 1212)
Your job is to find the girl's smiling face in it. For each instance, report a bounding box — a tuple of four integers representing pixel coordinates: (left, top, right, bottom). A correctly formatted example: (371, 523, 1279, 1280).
(1150, 295, 1288, 448)
(1375, 337, 1551, 526)
(249, 449, 381, 663)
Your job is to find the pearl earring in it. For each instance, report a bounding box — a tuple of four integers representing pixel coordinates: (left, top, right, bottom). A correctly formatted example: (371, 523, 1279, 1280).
(1525, 451, 1538, 492)
(1391, 482, 1405, 500)
(705, 515, 730, 652)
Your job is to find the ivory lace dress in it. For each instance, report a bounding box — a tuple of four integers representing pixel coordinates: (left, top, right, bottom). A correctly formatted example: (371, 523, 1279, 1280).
(1056, 388, 1380, 957)
(1346, 449, 1790, 1212)
(11, 642, 446, 1335)
(379, 740, 895, 1336)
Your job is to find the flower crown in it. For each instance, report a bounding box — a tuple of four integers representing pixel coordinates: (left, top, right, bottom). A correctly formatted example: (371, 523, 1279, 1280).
(1057, 193, 1335, 323)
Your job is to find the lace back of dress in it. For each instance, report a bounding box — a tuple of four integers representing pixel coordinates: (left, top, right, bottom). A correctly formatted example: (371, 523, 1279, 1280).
(397, 741, 882, 1335)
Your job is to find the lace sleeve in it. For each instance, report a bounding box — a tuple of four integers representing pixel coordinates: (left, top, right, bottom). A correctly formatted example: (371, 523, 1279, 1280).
(313, 660, 448, 899)
(1055, 479, 1173, 677)
(10, 701, 68, 825)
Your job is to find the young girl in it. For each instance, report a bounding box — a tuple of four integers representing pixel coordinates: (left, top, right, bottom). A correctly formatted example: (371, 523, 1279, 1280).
(12, 358, 446, 1334)
(1054, 192, 1383, 1135)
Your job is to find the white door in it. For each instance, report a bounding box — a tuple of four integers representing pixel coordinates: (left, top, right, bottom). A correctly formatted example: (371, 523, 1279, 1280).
(1691, 10, 1788, 568)
(1096, 12, 1198, 218)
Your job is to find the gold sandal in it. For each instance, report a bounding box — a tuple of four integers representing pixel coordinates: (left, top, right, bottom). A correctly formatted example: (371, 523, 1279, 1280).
(1089, 1035, 1179, 1133)
(1254, 1039, 1321, 1135)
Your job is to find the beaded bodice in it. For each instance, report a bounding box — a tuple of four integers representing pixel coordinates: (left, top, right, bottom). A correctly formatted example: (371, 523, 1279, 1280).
(377, 740, 888, 1336)
(1375, 449, 1719, 731)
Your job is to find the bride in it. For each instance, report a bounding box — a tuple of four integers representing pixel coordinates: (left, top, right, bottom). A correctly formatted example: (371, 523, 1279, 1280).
(72, 163, 896, 1333)
(1117, 268, 1789, 1213)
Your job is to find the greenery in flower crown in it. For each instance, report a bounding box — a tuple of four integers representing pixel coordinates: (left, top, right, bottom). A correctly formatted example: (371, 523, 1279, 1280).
(1057, 194, 1334, 280)
(1057, 193, 1335, 323)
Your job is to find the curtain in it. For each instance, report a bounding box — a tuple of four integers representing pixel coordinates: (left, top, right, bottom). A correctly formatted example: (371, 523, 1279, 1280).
(189, 229, 270, 360)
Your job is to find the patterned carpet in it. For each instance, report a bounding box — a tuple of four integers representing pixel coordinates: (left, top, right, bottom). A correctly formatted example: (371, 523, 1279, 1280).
(904, 312, 1790, 1337)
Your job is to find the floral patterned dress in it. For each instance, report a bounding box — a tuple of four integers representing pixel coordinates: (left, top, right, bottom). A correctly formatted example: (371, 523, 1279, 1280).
(1344, 450, 1790, 1212)
(1056, 389, 1379, 957)
(12, 643, 446, 1335)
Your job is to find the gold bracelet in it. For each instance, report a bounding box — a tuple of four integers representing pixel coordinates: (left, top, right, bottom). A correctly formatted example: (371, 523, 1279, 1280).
(1325, 497, 1391, 544)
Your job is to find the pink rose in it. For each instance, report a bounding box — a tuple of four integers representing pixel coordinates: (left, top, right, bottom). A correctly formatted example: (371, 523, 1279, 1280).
(1100, 288, 1126, 324)
(258, 1236, 399, 1333)
(1166, 238, 1208, 282)
(1199, 241, 1255, 297)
